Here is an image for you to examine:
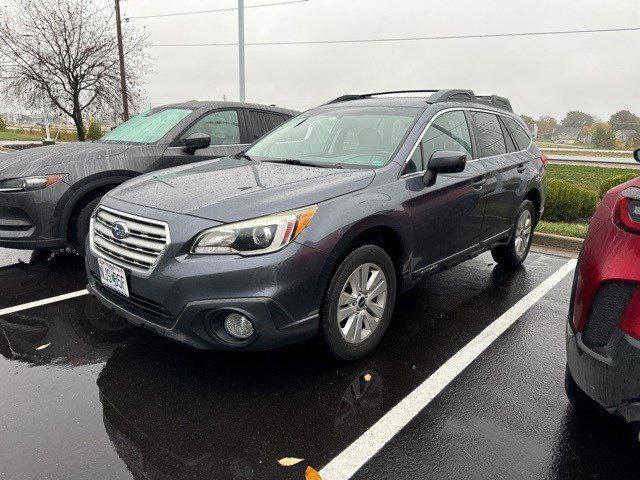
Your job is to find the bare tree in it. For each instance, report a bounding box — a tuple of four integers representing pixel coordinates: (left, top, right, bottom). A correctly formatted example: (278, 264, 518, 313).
(0, 0, 150, 140)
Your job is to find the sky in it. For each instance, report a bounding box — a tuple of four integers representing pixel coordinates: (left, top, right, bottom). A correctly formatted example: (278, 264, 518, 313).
(121, 0, 639, 121)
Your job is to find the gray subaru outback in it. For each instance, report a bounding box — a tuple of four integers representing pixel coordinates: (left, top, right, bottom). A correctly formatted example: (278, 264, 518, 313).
(0, 101, 296, 255)
(86, 89, 547, 360)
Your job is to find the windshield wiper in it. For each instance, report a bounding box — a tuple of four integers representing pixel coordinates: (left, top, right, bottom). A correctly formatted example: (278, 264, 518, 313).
(269, 158, 343, 169)
(233, 152, 254, 161)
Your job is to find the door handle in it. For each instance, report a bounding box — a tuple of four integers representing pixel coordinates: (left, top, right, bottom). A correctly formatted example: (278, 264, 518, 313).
(517, 163, 527, 173)
(472, 175, 486, 189)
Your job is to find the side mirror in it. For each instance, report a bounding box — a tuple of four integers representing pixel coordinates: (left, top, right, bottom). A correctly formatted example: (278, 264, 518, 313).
(183, 133, 211, 154)
(423, 150, 467, 186)
(634, 149, 640, 163)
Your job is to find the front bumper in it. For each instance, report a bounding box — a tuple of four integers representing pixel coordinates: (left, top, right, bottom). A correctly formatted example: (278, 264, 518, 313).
(0, 182, 68, 249)
(567, 318, 640, 423)
(86, 197, 329, 350)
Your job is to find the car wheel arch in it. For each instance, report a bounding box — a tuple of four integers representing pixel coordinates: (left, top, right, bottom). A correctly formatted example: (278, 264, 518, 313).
(524, 187, 542, 224)
(315, 218, 408, 303)
(56, 171, 139, 241)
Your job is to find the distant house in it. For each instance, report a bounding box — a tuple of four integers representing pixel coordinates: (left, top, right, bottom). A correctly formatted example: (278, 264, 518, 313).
(614, 129, 637, 144)
(551, 126, 591, 144)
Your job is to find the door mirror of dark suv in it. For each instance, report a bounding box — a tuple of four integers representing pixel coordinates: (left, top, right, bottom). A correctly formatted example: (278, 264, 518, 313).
(183, 133, 211, 154)
(423, 150, 467, 186)
(634, 149, 640, 163)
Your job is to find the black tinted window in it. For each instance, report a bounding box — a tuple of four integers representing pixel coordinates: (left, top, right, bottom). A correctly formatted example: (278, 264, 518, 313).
(502, 116, 532, 150)
(500, 118, 517, 153)
(471, 112, 507, 157)
(249, 111, 287, 139)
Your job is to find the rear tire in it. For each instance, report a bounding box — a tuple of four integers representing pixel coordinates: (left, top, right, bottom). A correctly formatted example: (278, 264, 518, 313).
(318, 245, 397, 361)
(72, 197, 101, 257)
(565, 365, 606, 417)
(491, 199, 535, 269)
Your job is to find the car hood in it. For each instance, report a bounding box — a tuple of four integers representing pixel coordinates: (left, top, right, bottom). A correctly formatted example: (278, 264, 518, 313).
(107, 158, 375, 223)
(0, 142, 130, 179)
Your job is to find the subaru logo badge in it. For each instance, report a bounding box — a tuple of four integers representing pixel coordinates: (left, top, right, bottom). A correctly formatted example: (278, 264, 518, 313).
(111, 221, 130, 240)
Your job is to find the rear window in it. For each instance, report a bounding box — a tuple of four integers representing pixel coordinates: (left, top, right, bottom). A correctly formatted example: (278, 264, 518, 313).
(502, 116, 532, 151)
(470, 111, 507, 157)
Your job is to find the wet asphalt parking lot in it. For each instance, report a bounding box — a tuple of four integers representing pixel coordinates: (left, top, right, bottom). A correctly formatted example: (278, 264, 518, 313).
(1, 247, 639, 480)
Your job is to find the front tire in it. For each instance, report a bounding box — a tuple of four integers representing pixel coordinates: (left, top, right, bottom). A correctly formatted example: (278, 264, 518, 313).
(72, 197, 101, 257)
(491, 199, 535, 269)
(319, 245, 397, 361)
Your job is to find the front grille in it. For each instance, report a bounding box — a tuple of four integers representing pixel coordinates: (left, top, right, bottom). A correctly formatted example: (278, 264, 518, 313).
(91, 272, 176, 328)
(583, 282, 635, 348)
(91, 207, 169, 273)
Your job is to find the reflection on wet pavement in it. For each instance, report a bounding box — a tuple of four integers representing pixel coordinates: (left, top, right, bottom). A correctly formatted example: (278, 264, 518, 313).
(1, 250, 636, 480)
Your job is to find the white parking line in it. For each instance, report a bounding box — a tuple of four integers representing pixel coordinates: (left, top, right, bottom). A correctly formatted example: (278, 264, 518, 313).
(320, 258, 577, 480)
(0, 289, 89, 317)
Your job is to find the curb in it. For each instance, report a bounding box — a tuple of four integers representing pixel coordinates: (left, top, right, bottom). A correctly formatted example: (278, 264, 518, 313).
(532, 231, 583, 254)
(0, 146, 12, 154)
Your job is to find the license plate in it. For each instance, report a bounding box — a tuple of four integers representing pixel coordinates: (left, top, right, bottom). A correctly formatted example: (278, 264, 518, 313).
(98, 258, 130, 298)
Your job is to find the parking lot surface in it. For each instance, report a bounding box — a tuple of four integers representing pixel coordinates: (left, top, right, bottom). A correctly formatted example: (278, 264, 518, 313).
(1, 248, 638, 480)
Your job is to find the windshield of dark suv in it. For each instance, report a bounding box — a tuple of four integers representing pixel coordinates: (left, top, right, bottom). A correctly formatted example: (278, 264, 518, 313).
(99, 107, 193, 144)
(246, 106, 421, 168)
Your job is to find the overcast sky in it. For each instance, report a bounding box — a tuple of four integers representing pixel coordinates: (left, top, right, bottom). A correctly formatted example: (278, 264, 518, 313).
(122, 0, 640, 120)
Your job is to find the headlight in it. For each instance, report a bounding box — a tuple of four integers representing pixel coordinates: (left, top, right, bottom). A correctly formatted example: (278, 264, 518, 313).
(0, 175, 65, 192)
(191, 205, 317, 255)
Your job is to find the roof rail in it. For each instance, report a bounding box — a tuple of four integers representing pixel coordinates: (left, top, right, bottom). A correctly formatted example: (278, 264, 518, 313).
(324, 89, 513, 112)
(323, 90, 440, 105)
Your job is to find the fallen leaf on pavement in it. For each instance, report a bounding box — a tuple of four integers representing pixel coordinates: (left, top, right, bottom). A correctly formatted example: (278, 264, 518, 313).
(278, 457, 304, 467)
(305, 466, 322, 480)
(36, 343, 51, 351)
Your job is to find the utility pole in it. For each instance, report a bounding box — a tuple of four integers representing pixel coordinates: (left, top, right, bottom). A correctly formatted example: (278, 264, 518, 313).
(238, 0, 245, 102)
(115, 0, 130, 120)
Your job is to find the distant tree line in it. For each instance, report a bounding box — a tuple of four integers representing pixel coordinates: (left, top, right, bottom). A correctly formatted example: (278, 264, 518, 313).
(521, 110, 640, 149)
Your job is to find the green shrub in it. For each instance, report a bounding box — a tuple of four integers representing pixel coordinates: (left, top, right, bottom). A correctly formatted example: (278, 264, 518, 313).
(597, 173, 638, 199)
(85, 120, 103, 140)
(543, 178, 598, 222)
(0, 116, 6, 131)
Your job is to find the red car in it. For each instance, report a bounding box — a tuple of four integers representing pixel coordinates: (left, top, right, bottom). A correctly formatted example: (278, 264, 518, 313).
(566, 149, 640, 429)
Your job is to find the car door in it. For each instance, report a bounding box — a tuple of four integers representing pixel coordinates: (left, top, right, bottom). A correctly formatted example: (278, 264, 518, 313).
(469, 110, 523, 240)
(402, 109, 487, 273)
(162, 109, 247, 168)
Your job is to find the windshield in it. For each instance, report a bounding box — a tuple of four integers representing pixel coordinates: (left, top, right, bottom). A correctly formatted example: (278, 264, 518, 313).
(100, 107, 193, 144)
(246, 107, 420, 168)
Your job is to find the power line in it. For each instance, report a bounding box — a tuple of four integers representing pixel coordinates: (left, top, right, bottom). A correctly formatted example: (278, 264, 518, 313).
(151, 26, 640, 47)
(127, 0, 309, 20)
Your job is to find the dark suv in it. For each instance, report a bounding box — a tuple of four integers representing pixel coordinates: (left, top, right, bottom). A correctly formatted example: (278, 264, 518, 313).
(86, 89, 546, 360)
(0, 101, 296, 255)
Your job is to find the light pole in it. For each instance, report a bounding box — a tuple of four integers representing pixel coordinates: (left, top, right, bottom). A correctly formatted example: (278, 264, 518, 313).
(115, 0, 130, 120)
(238, 0, 245, 102)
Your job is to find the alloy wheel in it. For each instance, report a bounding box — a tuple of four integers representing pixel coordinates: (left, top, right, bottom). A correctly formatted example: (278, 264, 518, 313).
(337, 263, 388, 344)
(514, 209, 533, 257)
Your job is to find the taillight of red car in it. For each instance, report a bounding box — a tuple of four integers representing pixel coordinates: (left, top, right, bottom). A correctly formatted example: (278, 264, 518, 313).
(540, 153, 548, 166)
(614, 187, 640, 234)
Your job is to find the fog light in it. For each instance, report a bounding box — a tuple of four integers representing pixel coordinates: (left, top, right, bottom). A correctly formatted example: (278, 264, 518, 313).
(224, 313, 254, 339)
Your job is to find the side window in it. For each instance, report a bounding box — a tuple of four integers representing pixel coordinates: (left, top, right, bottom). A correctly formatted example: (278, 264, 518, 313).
(180, 110, 240, 146)
(502, 116, 532, 151)
(421, 110, 473, 164)
(405, 143, 423, 174)
(470, 112, 507, 157)
(250, 111, 287, 140)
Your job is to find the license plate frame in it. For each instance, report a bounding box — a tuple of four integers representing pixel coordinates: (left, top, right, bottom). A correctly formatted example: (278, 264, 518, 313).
(98, 257, 130, 298)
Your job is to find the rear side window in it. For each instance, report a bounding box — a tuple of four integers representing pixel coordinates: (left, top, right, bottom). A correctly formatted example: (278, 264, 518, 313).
(502, 116, 532, 151)
(180, 110, 240, 146)
(471, 111, 507, 157)
(248, 111, 287, 140)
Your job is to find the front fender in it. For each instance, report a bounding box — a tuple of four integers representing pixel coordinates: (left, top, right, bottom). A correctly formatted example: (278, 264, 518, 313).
(296, 190, 411, 302)
(55, 170, 139, 239)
